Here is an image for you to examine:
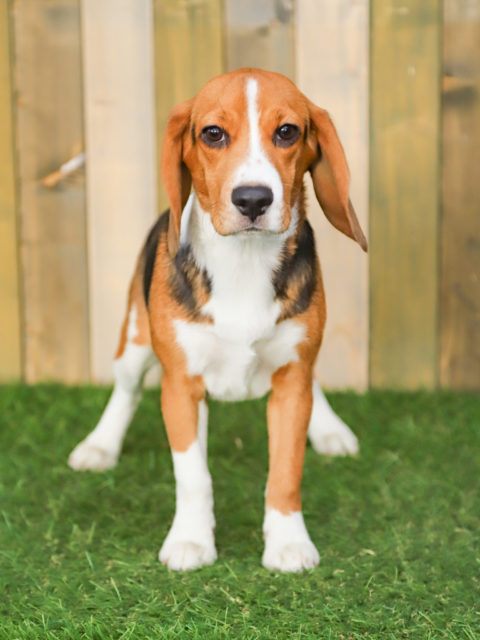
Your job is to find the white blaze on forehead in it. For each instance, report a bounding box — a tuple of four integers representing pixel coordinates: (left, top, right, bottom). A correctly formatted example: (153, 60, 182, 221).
(246, 78, 262, 157)
(232, 77, 284, 230)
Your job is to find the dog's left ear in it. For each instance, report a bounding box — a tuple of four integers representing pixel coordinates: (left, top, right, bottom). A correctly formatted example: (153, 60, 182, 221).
(161, 99, 193, 257)
(307, 102, 367, 252)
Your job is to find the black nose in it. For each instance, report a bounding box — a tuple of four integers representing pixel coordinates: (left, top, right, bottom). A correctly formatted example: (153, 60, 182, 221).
(231, 185, 274, 222)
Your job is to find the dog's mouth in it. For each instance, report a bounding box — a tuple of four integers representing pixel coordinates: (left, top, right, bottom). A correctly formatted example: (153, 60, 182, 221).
(212, 204, 288, 237)
(233, 224, 272, 236)
(233, 227, 281, 239)
(226, 218, 265, 234)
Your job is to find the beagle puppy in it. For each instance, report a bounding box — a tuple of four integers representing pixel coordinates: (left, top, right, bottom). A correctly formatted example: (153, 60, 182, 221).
(69, 69, 367, 573)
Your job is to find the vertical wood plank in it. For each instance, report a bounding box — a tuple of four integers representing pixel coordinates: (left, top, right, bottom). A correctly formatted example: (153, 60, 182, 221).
(0, 0, 22, 381)
(370, 0, 441, 389)
(13, 0, 89, 382)
(297, 0, 369, 390)
(153, 0, 223, 212)
(224, 0, 295, 78)
(82, 0, 158, 382)
(440, 1, 480, 389)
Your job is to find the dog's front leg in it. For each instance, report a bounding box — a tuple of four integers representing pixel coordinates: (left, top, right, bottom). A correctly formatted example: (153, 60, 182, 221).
(159, 374, 216, 570)
(263, 363, 320, 572)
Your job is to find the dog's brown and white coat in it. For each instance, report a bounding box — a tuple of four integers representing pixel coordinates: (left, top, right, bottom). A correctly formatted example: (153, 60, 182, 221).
(69, 69, 367, 572)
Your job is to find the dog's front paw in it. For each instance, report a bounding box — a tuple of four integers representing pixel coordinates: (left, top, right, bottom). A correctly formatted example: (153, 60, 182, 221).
(159, 539, 217, 571)
(159, 507, 216, 571)
(263, 540, 319, 572)
(262, 509, 319, 572)
(68, 439, 118, 471)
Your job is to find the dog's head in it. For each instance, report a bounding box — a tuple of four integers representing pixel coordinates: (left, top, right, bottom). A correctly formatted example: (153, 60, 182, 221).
(161, 68, 367, 255)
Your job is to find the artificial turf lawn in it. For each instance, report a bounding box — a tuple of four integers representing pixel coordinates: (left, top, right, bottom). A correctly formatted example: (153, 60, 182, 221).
(0, 386, 479, 639)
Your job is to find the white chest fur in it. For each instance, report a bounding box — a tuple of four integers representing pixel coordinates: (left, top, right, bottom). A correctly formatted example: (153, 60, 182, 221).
(174, 197, 305, 401)
(175, 316, 305, 401)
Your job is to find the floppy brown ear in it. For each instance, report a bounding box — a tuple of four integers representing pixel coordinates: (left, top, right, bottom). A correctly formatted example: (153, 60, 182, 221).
(307, 103, 367, 252)
(161, 99, 193, 256)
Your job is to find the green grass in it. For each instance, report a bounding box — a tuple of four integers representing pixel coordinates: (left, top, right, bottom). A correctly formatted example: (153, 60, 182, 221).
(0, 385, 479, 639)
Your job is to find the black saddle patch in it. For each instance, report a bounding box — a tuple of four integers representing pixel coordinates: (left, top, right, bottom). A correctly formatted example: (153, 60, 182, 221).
(169, 244, 212, 319)
(273, 219, 318, 320)
(142, 210, 169, 307)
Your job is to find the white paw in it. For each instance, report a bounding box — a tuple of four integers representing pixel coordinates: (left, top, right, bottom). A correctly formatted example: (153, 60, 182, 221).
(263, 540, 319, 572)
(308, 384, 359, 456)
(68, 439, 118, 471)
(159, 537, 217, 571)
(309, 418, 359, 456)
(262, 509, 319, 572)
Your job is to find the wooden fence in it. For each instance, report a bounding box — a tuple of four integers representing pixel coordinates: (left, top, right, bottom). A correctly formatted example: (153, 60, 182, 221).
(0, 0, 478, 390)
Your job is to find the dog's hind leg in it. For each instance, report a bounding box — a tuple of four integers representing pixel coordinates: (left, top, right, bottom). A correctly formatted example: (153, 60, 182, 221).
(69, 269, 157, 471)
(307, 381, 359, 456)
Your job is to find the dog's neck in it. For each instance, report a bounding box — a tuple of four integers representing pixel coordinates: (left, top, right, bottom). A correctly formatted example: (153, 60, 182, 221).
(172, 189, 316, 331)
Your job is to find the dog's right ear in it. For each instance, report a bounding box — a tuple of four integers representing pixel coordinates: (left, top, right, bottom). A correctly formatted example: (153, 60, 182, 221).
(161, 99, 193, 257)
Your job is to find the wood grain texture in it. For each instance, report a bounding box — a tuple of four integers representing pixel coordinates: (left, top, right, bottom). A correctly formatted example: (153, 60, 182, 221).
(440, 1, 480, 389)
(297, 0, 369, 390)
(224, 0, 295, 78)
(0, 0, 22, 381)
(153, 0, 223, 213)
(82, 0, 158, 382)
(370, 0, 441, 389)
(13, 0, 89, 382)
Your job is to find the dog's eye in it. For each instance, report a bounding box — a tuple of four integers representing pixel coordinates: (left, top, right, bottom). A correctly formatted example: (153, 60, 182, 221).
(273, 124, 300, 148)
(201, 125, 229, 148)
